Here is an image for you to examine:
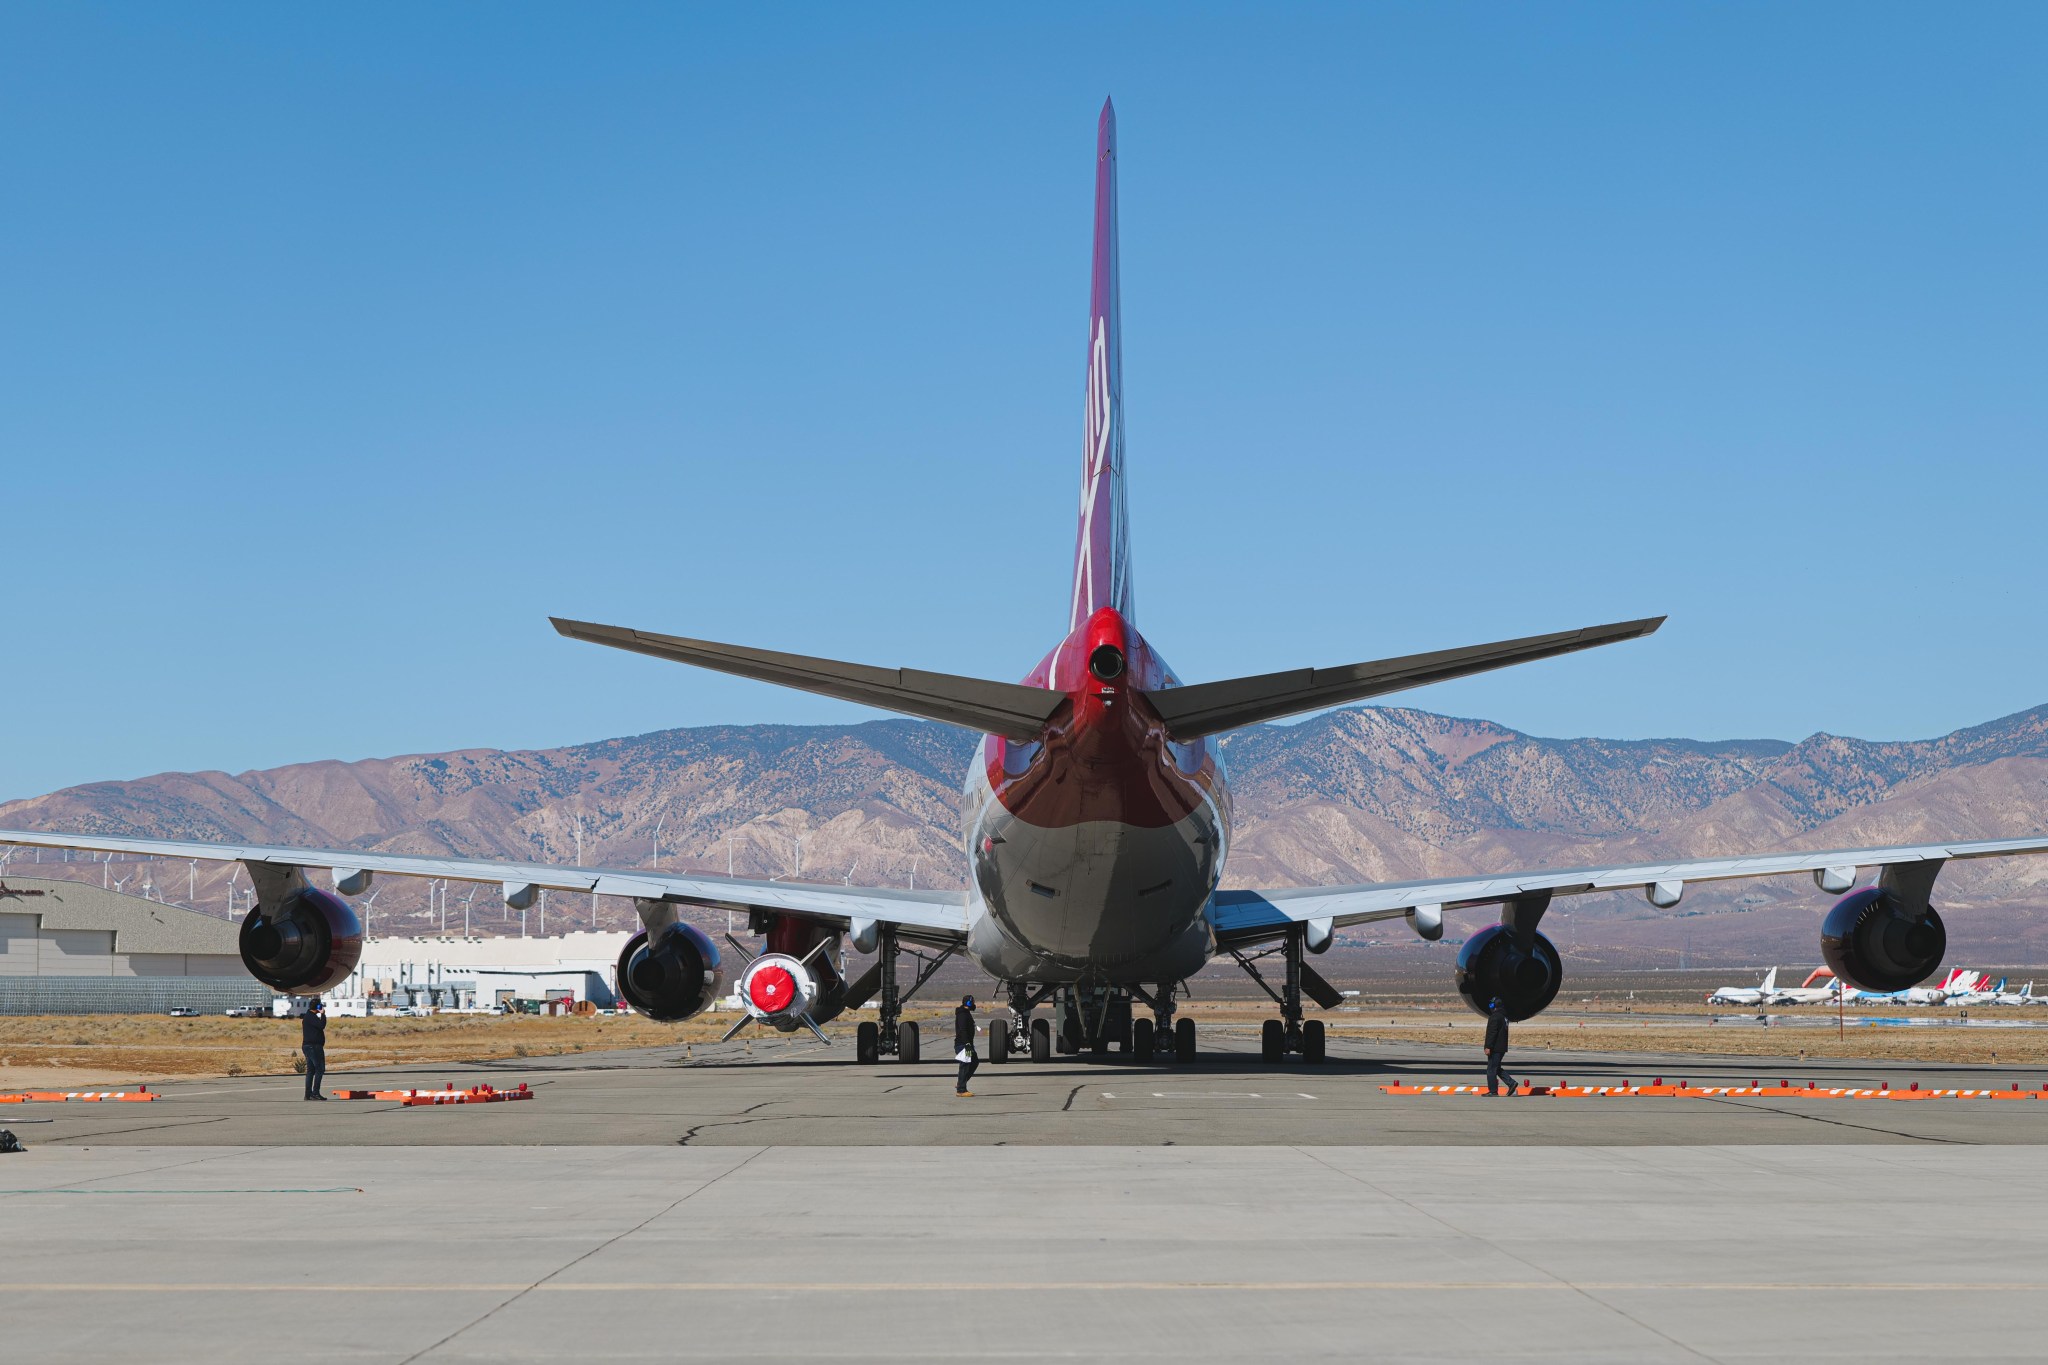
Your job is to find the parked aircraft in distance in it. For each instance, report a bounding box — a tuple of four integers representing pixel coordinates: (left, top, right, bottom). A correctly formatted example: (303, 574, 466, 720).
(8, 100, 2048, 1068)
(1707, 967, 1785, 1007)
(1994, 981, 2040, 1006)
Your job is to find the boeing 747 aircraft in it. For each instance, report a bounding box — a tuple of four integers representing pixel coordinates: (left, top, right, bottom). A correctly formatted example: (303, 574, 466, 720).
(8, 101, 2048, 1065)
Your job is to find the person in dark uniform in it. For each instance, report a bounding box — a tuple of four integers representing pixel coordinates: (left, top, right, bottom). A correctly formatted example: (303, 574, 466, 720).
(953, 994, 979, 1097)
(301, 997, 328, 1100)
(1484, 997, 1518, 1096)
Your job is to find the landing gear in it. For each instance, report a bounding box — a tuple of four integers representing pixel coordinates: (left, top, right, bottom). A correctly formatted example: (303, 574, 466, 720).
(1130, 1016, 1154, 1062)
(865, 923, 955, 1063)
(856, 1020, 879, 1064)
(1174, 1016, 1197, 1063)
(1230, 925, 1334, 1064)
(989, 1021, 1010, 1064)
(1030, 1016, 1053, 1062)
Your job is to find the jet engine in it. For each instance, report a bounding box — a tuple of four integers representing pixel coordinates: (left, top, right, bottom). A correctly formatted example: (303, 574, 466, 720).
(1821, 886, 1946, 992)
(615, 922, 726, 1022)
(240, 887, 363, 995)
(1453, 923, 1563, 1022)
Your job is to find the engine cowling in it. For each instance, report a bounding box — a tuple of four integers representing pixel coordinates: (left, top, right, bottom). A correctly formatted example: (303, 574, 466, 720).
(1821, 887, 1946, 992)
(615, 922, 725, 1022)
(1454, 923, 1563, 1022)
(737, 953, 819, 1030)
(240, 887, 363, 995)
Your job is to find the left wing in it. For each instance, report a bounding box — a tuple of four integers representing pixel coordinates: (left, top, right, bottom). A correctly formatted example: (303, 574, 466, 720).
(0, 829, 968, 946)
(1211, 835, 2048, 946)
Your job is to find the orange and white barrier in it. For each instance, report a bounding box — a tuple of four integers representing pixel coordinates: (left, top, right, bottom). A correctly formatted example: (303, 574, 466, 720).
(332, 1082, 532, 1105)
(1380, 1079, 2048, 1101)
(0, 1086, 157, 1103)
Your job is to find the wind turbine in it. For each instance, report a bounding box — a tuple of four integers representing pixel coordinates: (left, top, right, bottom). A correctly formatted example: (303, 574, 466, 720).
(459, 885, 478, 938)
(652, 813, 666, 870)
(361, 888, 381, 937)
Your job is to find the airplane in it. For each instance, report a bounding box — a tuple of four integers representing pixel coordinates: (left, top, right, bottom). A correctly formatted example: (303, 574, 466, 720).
(1945, 975, 2006, 1008)
(7, 100, 2048, 1067)
(1859, 967, 1984, 1006)
(1995, 981, 2039, 1006)
(1707, 967, 1784, 1007)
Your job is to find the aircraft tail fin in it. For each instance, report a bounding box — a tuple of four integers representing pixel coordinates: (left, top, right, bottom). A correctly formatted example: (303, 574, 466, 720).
(1761, 966, 1778, 993)
(1070, 97, 1133, 633)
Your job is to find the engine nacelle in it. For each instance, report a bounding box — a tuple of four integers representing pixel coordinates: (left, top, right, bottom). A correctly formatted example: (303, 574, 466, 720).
(737, 953, 818, 1030)
(1454, 923, 1563, 1023)
(615, 922, 725, 1022)
(1821, 887, 1946, 992)
(240, 887, 362, 995)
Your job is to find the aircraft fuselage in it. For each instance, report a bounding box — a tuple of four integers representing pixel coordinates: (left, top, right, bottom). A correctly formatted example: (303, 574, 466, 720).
(960, 606, 1229, 984)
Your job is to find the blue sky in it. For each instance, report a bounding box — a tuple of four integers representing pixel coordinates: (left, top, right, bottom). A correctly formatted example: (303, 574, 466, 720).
(4, 3, 2045, 798)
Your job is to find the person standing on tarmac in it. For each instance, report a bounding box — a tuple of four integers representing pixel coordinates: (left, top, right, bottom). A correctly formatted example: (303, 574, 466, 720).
(1484, 997, 1518, 1096)
(954, 995, 980, 1097)
(301, 997, 329, 1101)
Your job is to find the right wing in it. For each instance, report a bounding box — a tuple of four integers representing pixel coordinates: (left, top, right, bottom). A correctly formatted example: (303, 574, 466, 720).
(1211, 834, 2048, 947)
(0, 829, 969, 948)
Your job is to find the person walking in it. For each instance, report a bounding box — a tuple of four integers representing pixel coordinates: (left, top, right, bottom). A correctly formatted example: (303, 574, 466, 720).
(301, 997, 328, 1101)
(1484, 997, 1518, 1096)
(953, 994, 980, 1097)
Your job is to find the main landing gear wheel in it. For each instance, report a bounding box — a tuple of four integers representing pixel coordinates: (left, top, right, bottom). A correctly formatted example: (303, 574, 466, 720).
(1302, 1018, 1326, 1064)
(1174, 1016, 1197, 1064)
(990, 1020, 1011, 1064)
(1030, 1017, 1053, 1062)
(1130, 1016, 1154, 1063)
(898, 1020, 920, 1063)
(1260, 1018, 1285, 1063)
(856, 1021, 879, 1065)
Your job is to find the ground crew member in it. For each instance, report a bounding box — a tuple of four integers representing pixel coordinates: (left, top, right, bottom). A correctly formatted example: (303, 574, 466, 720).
(954, 994, 979, 1097)
(301, 997, 328, 1100)
(1484, 997, 1518, 1096)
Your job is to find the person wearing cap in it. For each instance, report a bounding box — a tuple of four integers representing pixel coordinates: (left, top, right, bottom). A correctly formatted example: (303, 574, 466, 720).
(301, 997, 329, 1101)
(1483, 997, 1518, 1097)
(953, 995, 980, 1097)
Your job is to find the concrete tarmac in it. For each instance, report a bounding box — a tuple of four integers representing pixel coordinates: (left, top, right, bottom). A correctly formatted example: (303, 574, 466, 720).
(7, 1025, 2047, 1147)
(6, 1030, 2048, 1362)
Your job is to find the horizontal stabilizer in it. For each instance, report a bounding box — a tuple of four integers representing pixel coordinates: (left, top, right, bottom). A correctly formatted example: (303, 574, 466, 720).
(551, 618, 1067, 742)
(1139, 617, 1664, 740)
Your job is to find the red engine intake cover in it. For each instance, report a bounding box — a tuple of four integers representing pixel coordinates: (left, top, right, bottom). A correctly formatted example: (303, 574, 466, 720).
(747, 964, 797, 1014)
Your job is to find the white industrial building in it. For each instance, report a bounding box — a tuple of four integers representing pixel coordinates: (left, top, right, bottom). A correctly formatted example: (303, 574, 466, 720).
(338, 930, 631, 1009)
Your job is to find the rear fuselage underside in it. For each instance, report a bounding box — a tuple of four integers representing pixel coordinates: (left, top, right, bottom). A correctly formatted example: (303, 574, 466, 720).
(960, 607, 1229, 984)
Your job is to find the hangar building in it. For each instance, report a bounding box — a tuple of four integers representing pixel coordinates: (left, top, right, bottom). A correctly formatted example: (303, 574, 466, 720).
(0, 878, 267, 1014)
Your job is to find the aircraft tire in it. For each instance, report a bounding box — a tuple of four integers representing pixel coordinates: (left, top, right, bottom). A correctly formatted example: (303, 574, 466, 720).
(1173, 1016, 1196, 1063)
(1030, 1017, 1053, 1062)
(898, 1020, 920, 1063)
(1303, 1018, 1326, 1064)
(1260, 1018, 1284, 1063)
(1130, 1017, 1154, 1062)
(856, 1020, 879, 1065)
(990, 1021, 1010, 1064)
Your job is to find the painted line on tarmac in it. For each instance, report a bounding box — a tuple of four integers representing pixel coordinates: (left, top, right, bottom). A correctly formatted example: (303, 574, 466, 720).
(1099, 1092, 1318, 1100)
(6, 1280, 2048, 1294)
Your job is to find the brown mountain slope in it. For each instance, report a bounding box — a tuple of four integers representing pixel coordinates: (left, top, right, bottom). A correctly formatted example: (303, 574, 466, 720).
(5, 705, 2047, 962)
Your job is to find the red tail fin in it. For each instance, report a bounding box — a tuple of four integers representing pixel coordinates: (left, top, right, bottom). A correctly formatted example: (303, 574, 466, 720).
(1070, 98, 1134, 632)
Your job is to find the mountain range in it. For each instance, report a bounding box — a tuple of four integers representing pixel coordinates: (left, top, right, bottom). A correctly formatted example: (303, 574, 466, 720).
(7, 704, 2048, 966)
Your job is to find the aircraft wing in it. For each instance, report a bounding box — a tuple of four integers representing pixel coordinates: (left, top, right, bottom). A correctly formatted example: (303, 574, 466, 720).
(0, 829, 969, 945)
(1210, 835, 2048, 946)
